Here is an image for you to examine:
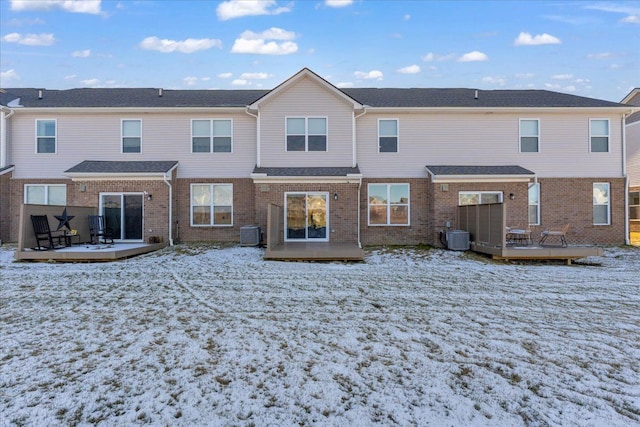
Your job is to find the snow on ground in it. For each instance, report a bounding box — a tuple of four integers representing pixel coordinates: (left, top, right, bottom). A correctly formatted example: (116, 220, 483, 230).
(1, 244, 639, 427)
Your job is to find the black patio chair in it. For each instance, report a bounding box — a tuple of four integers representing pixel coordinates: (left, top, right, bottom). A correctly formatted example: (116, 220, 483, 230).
(88, 215, 114, 244)
(30, 214, 66, 250)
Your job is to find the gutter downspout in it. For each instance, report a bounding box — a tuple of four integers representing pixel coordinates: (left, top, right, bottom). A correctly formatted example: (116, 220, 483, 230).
(245, 108, 260, 167)
(353, 108, 367, 168)
(1, 108, 15, 168)
(163, 172, 174, 246)
(357, 178, 362, 249)
(623, 112, 630, 245)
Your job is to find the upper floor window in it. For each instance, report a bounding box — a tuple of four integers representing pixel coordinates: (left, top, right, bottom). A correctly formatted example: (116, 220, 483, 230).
(630, 191, 640, 221)
(590, 119, 609, 152)
(191, 183, 233, 226)
(122, 119, 141, 153)
(519, 119, 539, 152)
(593, 182, 610, 225)
(368, 183, 410, 226)
(36, 119, 56, 153)
(378, 119, 398, 153)
(528, 183, 540, 225)
(286, 117, 327, 151)
(192, 119, 232, 153)
(25, 184, 66, 205)
(459, 191, 503, 205)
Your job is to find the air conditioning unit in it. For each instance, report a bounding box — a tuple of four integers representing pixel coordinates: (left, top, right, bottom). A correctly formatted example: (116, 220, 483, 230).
(240, 225, 261, 246)
(446, 230, 470, 251)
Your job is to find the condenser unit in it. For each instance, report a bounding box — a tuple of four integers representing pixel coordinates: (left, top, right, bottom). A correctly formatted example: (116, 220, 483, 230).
(240, 225, 261, 246)
(446, 230, 470, 251)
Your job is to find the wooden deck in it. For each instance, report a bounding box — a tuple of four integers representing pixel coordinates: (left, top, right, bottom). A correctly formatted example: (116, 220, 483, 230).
(471, 242, 604, 264)
(15, 243, 166, 262)
(264, 241, 365, 261)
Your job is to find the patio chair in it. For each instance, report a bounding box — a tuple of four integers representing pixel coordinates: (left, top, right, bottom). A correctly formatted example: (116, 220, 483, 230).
(539, 223, 570, 247)
(88, 215, 114, 244)
(30, 214, 66, 250)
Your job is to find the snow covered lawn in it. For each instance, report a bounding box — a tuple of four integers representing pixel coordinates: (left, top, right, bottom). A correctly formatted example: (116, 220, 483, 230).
(1, 244, 639, 426)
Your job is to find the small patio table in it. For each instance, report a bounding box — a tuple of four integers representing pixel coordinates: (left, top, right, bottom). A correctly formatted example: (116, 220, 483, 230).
(507, 228, 532, 246)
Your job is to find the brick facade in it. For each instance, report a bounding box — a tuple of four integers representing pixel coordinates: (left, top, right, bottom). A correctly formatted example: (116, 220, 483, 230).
(0, 170, 12, 243)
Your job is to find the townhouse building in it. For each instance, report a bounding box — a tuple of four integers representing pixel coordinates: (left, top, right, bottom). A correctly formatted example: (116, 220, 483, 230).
(0, 68, 636, 248)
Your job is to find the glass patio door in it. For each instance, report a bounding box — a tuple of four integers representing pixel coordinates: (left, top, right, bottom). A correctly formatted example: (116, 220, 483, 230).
(100, 193, 143, 241)
(285, 193, 328, 241)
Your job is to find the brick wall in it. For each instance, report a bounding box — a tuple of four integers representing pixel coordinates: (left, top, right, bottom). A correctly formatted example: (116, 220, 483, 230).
(254, 182, 359, 243)
(0, 170, 12, 243)
(538, 177, 626, 245)
(175, 178, 254, 243)
(360, 178, 430, 246)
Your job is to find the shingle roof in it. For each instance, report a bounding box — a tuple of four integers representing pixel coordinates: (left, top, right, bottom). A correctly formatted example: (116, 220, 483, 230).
(252, 166, 361, 176)
(425, 165, 535, 176)
(1, 87, 626, 109)
(0, 164, 15, 175)
(65, 160, 178, 174)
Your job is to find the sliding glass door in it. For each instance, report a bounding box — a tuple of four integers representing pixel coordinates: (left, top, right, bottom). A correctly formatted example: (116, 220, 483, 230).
(285, 192, 328, 241)
(100, 193, 143, 241)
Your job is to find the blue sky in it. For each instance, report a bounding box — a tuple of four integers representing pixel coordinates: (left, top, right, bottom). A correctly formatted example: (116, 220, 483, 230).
(1, 0, 638, 101)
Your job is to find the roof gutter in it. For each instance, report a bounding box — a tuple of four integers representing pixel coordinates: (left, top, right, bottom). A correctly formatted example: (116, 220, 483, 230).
(1, 107, 15, 168)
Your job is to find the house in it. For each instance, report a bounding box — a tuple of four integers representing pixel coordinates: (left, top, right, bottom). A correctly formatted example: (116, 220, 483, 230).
(621, 88, 640, 237)
(0, 68, 636, 251)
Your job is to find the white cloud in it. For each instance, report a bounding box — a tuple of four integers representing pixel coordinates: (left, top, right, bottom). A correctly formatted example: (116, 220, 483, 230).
(458, 51, 489, 62)
(2, 32, 55, 46)
(239, 72, 269, 79)
(587, 52, 614, 60)
(184, 76, 211, 86)
(325, 0, 353, 7)
(72, 49, 91, 58)
(482, 76, 506, 86)
(139, 36, 222, 54)
(64, 74, 76, 80)
(515, 73, 535, 79)
(1, 69, 20, 82)
(404, 14, 411, 21)
(81, 78, 100, 86)
(397, 65, 420, 74)
(354, 70, 384, 80)
(514, 32, 561, 46)
(218, 72, 233, 79)
(10, 0, 102, 14)
(231, 79, 250, 86)
(231, 28, 298, 55)
(552, 74, 574, 80)
(217, 0, 291, 21)
(621, 15, 640, 24)
(336, 82, 354, 88)
(422, 52, 457, 62)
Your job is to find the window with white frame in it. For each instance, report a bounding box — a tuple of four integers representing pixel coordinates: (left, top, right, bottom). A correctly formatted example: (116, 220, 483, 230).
(24, 184, 66, 205)
(458, 191, 503, 205)
(36, 119, 56, 153)
(192, 119, 232, 153)
(368, 183, 410, 225)
(122, 119, 141, 153)
(629, 191, 639, 221)
(593, 182, 610, 225)
(528, 183, 540, 225)
(191, 184, 233, 226)
(590, 119, 609, 152)
(519, 119, 539, 152)
(286, 117, 327, 151)
(378, 119, 398, 153)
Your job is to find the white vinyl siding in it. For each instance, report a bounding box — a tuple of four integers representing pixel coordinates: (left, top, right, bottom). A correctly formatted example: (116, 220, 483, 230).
(258, 76, 354, 167)
(593, 182, 610, 225)
(190, 183, 233, 226)
(122, 119, 141, 153)
(36, 119, 56, 154)
(590, 119, 609, 152)
(356, 113, 623, 178)
(24, 184, 66, 205)
(519, 119, 539, 153)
